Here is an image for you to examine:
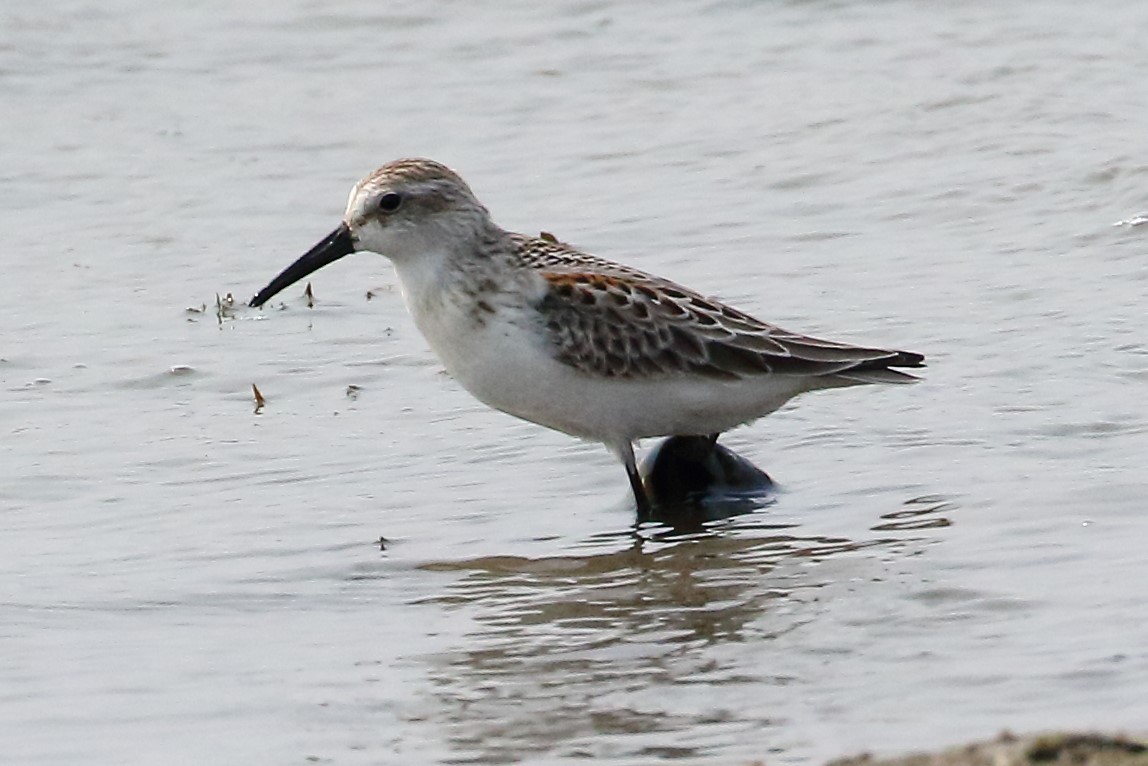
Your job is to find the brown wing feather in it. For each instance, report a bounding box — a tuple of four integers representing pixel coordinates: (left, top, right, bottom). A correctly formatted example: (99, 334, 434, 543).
(523, 236, 923, 381)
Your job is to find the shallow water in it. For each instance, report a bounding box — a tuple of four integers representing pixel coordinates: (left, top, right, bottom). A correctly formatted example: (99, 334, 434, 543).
(3, 1, 1148, 763)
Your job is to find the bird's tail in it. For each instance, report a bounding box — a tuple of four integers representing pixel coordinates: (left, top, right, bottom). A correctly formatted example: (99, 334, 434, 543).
(831, 349, 925, 385)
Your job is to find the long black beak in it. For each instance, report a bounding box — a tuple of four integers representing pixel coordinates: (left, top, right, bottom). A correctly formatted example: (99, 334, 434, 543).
(249, 222, 355, 308)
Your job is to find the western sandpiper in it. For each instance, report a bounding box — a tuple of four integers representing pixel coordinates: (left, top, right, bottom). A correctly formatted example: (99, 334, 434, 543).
(250, 158, 923, 510)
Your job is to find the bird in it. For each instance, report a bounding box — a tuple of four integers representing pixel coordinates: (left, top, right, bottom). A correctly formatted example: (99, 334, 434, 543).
(249, 158, 923, 511)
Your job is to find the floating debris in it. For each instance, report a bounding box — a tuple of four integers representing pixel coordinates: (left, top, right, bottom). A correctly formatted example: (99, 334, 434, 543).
(185, 304, 206, 314)
(346, 384, 361, 400)
(252, 383, 266, 414)
(169, 364, 195, 376)
(215, 292, 237, 324)
(304, 282, 314, 309)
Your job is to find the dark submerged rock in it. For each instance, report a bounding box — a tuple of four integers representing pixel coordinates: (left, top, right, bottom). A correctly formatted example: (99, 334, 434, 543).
(637, 435, 775, 527)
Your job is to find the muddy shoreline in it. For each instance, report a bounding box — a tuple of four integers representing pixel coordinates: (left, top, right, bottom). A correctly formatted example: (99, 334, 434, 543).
(821, 732, 1148, 766)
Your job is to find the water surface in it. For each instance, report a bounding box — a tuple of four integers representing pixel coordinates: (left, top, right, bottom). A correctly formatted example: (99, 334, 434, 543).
(3, 1, 1148, 763)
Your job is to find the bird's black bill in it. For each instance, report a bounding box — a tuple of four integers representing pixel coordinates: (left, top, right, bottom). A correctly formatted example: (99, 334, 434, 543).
(249, 223, 355, 308)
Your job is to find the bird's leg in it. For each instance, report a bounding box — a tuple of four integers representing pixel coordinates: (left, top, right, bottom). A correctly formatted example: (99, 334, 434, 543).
(614, 441, 652, 513)
(626, 462, 652, 514)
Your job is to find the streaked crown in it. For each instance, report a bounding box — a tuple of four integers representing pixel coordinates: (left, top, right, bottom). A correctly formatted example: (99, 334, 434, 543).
(347, 158, 483, 222)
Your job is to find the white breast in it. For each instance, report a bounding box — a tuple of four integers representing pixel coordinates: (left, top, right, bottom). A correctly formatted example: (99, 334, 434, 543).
(391, 255, 813, 444)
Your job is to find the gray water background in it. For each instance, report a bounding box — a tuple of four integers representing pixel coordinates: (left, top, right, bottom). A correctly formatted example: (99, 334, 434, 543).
(3, 1, 1148, 763)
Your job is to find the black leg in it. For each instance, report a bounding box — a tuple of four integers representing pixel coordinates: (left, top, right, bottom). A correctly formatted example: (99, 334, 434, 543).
(625, 460, 651, 513)
(615, 441, 651, 513)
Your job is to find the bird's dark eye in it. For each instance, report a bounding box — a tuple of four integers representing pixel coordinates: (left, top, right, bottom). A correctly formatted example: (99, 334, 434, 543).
(377, 192, 403, 214)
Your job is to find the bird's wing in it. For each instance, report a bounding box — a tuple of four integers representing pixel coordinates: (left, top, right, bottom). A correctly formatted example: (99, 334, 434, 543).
(521, 237, 923, 382)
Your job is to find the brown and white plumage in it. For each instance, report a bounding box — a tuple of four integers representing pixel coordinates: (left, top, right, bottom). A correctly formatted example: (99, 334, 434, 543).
(514, 232, 922, 384)
(250, 158, 924, 509)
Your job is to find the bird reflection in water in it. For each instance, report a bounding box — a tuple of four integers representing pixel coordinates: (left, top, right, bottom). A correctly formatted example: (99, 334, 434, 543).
(408, 452, 954, 763)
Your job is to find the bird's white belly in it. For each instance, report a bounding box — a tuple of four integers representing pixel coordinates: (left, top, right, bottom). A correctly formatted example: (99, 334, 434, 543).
(412, 300, 810, 443)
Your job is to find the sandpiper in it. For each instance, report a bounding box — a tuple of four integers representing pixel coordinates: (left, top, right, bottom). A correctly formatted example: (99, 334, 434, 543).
(250, 159, 923, 510)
